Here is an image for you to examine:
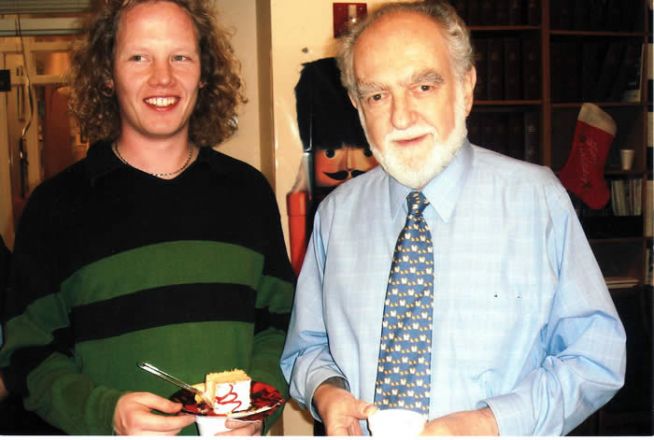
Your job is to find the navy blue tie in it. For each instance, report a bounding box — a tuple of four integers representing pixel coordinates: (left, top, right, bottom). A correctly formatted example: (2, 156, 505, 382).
(374, 191, 434, 415)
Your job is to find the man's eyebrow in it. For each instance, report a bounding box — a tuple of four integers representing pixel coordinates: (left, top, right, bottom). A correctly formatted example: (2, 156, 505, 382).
(356, 81, 386, 97)
(409, 70, 444, 85)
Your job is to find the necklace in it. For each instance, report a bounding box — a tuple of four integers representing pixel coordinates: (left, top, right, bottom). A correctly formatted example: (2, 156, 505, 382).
(112, 142, 193, 178)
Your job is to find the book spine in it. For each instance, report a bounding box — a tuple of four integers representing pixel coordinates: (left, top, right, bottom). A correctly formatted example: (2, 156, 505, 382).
(473, 38, 488, 100)
(507, 112, 524, 159)
(487, 38, 505, 100)
(467, 0, 480, 26)
(552, 0, 573, 29)
(594, 42, 625, 101)
(554, 42, 580, 102)
(467, 111, 483, 147)
(495, 0, 509, 25)
(523, 111, 539, 163)
(572, 0, 589, 30)
(508, 0, 523, 25)
(581, 42, 603, 101)
(522, 38, 540, 100)
(479, 0, 494, 25)
(619, 44, 644, 103)
(504, 38, 521, 100)
(526, 0, 539, 25)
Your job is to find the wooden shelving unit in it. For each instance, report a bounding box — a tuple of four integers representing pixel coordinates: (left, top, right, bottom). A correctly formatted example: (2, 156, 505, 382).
(446, 0, 652, 435)
(458, 0, 651, 288)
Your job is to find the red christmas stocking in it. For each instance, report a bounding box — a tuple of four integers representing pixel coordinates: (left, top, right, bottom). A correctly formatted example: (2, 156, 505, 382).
(558, 103, 616, 209)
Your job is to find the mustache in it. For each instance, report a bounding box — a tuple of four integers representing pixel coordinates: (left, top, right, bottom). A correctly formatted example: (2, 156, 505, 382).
(323, 170, 367, 181)
(386, 125, 436, 142)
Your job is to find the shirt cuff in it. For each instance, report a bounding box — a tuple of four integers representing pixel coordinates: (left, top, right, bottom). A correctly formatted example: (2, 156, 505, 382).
(307, 372, 350, 421)
(481, 393, 532, 436)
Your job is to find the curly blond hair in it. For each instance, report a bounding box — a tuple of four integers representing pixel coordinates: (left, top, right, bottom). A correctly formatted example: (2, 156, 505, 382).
(68, 0, 245, 147)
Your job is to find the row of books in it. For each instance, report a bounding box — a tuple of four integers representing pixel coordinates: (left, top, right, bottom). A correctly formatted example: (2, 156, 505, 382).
(447, 0, 539, 26)
(473, 37, 540, 101)
(467, 111, 539, 163)
(551, 42, 643, 103)
(550, 0, 642, 32)
(610, 178, 642, 217)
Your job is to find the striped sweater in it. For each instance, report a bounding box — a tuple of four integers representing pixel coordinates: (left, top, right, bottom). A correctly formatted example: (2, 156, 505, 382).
(0, 141, 295, 434)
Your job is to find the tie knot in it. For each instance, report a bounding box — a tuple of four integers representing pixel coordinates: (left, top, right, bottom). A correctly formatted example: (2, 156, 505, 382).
(407, 191, 429, 215)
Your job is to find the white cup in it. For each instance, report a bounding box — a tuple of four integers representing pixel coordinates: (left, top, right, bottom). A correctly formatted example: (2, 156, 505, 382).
(195, 415, 230, 436)
(620, 149, 635, 170)
(367, 408, 427, 437)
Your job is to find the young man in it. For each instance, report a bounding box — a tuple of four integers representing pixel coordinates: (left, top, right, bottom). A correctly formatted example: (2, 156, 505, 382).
(281, 1, 626, 436)
(0, 0, 293, 435)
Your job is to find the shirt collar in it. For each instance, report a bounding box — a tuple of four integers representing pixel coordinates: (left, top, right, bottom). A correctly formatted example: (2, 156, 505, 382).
(388, 139, 472, 222)
(85, 140, 225, 186)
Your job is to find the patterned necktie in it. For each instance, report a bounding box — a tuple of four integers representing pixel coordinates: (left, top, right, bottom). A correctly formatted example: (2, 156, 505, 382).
(374, 191, 434, 415)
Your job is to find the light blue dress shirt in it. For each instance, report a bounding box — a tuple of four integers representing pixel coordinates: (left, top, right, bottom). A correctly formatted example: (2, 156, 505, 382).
(281, 141, 626, 435)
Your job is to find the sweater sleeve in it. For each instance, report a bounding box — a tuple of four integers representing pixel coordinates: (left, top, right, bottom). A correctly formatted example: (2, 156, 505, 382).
(249, 179, 295, 431)
(0, 186, 121, 435)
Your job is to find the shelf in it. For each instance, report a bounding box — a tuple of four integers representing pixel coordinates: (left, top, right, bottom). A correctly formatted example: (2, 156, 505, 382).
(550, 30, 647, 38)
(469, 25, 541, 32)
(552, 102, 645, 109)
(605, 276, 640, 290)
(588, 237, 645, 245)
(475, 100, 542, 106)
(604, 169, 649, 177)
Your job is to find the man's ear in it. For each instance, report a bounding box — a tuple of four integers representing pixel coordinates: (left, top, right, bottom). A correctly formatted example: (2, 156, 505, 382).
(462, 67, 476, 116)
(348, 91, 359, 110)
(101, 79, 115, 97)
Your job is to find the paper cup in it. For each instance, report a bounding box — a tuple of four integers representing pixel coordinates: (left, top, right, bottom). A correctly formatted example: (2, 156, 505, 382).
(195, 415, 230, 436)
(620, 149, 635, 170)
(367, 408, 427, 437)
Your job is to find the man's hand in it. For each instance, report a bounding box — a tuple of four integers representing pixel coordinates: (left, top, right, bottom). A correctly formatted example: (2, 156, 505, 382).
(313, 380, 376, 436)
(113, 391, 196, 435)
(220, 419, 263, 436)
(421, 407, 499, 436)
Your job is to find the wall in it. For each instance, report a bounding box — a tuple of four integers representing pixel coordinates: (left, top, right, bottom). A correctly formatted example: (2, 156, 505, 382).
(212, 0, 263, 173)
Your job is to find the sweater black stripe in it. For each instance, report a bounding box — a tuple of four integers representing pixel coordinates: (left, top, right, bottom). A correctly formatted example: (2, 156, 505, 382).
(254, 308, 291, 334)
(71, 283, 256, 342)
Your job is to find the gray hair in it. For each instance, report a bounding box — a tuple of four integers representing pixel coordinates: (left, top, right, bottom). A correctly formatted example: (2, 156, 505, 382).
(337, 1, 474, 95)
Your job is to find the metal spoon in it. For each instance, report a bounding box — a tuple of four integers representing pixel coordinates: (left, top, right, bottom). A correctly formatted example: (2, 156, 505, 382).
(138, 362, 213, 407)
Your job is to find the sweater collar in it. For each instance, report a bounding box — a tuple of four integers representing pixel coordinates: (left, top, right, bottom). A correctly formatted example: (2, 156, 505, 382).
(85, 140, 226, 185)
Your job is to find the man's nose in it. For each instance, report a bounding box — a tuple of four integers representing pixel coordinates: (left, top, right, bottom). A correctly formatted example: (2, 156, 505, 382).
(390, 92, 416, 129)
(149, 60, 173, 86)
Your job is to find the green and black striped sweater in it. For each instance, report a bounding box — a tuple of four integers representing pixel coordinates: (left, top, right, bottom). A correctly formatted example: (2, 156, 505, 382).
(0, 141, 295, 435)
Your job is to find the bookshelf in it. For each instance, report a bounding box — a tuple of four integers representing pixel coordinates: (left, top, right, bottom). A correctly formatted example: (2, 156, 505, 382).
(450, 0, 651, 290)
(445, 0, 652, 435)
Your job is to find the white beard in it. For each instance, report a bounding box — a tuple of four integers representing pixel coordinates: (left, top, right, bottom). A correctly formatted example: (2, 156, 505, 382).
(359, 86, 468, 189)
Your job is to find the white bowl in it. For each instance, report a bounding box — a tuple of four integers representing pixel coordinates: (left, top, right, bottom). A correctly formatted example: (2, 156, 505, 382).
(367, 408, 427, 437)
(195, 414, 230, 436)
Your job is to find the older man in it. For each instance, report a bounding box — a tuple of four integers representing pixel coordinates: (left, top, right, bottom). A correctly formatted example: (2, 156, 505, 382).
(281, 1, 625, 436)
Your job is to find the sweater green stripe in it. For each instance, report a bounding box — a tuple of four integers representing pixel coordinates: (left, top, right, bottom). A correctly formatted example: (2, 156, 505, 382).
(62, 241, 264, 307)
